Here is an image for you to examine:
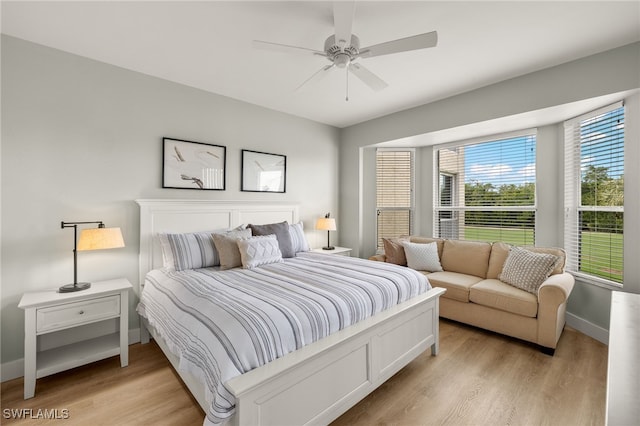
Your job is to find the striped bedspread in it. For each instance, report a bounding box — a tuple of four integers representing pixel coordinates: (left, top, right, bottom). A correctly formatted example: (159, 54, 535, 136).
(137, 252, 431, 425)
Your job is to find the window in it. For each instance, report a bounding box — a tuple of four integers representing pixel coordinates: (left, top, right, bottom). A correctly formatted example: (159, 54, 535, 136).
(564, 103, 624, 286)
(434, 132, 536, 245)
(376, 149, 414, 251)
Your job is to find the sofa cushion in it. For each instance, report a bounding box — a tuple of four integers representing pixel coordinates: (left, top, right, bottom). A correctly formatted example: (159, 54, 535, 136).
(403, 241, 443, 272)
(440, 239, 492, 278)
(488, 242, 567, 279)
(382, 237, 408, 266)
(426, 271, 484, 302)
(487, 241, 511, 279)
(470, 279, 538, 318)
(499, 247, 559, 294)
(409, 236, 445, 259)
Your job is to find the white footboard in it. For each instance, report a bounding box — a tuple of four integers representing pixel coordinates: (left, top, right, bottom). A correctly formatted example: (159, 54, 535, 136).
(143, 287, 444, 426)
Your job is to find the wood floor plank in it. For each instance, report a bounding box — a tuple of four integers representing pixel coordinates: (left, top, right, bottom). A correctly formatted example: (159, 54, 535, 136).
(1, 319, 607, 425)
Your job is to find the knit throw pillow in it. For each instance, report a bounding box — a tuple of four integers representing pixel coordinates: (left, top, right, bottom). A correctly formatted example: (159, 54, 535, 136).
(237, 235, 283, 269)
(248, 222, 295, 258)
(499, 247, 559, 294)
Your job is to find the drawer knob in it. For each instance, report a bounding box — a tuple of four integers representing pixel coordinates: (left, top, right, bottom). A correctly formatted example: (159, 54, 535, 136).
(79, 310, 85, 315)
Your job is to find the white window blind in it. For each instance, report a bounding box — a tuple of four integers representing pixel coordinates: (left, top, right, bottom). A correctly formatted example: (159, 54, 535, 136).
(434, 132, 536, 245)
(376, 149, 414, 250)
(564, 102, 624, 286)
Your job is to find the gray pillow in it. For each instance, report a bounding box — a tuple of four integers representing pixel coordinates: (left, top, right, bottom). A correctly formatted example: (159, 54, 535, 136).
(248, 222, 295, 258)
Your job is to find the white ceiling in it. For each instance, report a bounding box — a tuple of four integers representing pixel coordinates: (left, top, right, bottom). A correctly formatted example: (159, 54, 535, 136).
(2, 1, 639, 128)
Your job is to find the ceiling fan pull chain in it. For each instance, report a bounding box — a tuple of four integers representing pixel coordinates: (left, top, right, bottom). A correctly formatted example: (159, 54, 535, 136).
(345, 69, 349, 102)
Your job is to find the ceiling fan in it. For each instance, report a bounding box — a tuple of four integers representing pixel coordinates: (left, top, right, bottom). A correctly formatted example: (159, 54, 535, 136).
(253, 2, 438, 100)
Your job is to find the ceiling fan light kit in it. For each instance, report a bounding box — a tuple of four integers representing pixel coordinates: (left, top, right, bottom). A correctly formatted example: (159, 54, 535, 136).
(254, 1, 438, 100)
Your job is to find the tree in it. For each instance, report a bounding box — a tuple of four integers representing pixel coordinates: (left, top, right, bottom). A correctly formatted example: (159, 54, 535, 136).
(580, 165, 624, 233)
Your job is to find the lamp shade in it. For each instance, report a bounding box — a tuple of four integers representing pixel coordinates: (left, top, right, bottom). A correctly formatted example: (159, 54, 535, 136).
(77, 227, 125, 251)
(315, 217, 337, 231)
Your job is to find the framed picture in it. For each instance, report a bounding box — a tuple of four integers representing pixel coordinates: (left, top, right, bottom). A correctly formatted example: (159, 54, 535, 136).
(163, 137, 226, 190)
(241, 150, 286, 193)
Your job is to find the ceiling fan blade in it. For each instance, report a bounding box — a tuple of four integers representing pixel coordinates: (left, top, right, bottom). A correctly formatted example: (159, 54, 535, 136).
(253, 40, 326, 57)
(333, 1, 355, 49)
(295, 64, 335, 91)
(349, 63, 388, 92)
(360, 31, 438, 58)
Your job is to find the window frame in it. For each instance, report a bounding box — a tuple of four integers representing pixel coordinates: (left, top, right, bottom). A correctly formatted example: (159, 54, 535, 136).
(563, 101, 624, 289)
(433, 129, 538, 245)
(375, 148, 415, 252)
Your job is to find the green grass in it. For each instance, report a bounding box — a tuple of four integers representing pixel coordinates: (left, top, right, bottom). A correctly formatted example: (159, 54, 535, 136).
(463, 226, 623, 283)
(462, 226, 533, 246)
(579, 231, 623, 283)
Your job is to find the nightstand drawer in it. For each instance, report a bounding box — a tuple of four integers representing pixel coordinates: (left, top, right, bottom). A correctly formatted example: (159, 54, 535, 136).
(36, 295, 121, 333)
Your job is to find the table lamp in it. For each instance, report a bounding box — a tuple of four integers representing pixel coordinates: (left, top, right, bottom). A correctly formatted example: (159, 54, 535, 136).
(60, 221, 125, 293)
(315, 213, 337, 250)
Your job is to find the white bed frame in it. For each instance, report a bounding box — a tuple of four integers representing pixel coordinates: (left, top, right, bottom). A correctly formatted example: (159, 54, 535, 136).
(136, 199, 445, 426)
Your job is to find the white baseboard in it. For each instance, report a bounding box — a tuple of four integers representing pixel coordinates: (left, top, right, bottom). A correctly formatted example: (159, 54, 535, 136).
(1, 358, 24, 383)
(1, 328, 141, 383)
(566, 312, 609, 345)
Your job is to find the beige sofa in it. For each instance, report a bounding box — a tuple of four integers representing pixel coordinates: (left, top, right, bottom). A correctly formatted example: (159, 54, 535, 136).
(370, 237, 575, 355)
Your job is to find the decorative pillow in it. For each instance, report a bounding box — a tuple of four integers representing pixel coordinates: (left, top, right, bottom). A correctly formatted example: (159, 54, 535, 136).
(158, 230, 224, 271)
(289, 222, 310, 253)
(248, 222, 295, 258)
(237, 235, 284, 269)
(499, 247, 559, 294)
(383, 237, 408, 266)
(402, 241, 443, 272)
(211, 229, 252, 270)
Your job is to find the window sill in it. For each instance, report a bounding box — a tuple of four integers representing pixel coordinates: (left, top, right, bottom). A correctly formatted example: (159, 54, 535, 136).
(571, 272, 623, 291)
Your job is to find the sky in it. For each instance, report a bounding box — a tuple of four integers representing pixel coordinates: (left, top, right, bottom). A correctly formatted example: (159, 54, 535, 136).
(464, 135, 536, 187)
(463, 106, 624, 187)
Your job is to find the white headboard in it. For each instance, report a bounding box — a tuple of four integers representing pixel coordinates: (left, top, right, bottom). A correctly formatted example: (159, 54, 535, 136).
(136, 199, 299, 290)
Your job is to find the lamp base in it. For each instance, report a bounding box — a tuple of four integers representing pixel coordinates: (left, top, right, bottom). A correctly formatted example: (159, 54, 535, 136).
(59, 282, 91, 293)
(322, 246, 335, 250)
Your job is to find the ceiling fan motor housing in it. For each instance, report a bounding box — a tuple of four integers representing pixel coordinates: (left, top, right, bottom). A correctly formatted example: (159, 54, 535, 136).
(325, 34, 360, 68)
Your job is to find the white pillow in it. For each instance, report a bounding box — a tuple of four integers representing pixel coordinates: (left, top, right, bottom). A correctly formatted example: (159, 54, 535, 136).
(402, 241, 443, 272)
(289, 222, 310, 253)
(237, 235, 284, 269)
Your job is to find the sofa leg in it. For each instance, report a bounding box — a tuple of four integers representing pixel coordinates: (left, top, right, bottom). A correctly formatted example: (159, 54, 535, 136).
(540, 346, 555, 356)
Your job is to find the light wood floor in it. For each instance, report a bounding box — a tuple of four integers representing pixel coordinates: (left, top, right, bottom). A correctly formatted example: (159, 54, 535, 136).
(1, 319, 607, 425)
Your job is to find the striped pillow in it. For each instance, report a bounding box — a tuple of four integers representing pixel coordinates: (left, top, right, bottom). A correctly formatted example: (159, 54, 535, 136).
(289, 222, 310, 253)
(158, 229, 230, 271)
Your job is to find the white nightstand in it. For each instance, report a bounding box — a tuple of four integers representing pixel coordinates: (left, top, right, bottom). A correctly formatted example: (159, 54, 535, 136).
(18, 278, 132, 399)
(311, 246, 352, 256)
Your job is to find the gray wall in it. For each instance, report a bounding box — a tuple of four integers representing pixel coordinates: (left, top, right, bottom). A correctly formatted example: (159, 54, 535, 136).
(1, 35, 340, 365)
(339, 42, 640, 332)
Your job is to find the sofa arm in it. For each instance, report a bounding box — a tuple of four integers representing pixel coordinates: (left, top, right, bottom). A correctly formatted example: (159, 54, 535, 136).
(538, 273, 575, 306)
(369, 254, 386, 262)
(537, 272, 575, 349)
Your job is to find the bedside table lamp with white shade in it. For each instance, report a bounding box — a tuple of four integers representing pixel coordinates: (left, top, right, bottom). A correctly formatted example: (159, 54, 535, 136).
(60, 221, 125, 293)
(315, 213, 337, 250)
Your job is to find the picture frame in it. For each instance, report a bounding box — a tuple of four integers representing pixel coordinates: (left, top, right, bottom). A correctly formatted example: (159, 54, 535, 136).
(162, 137, 226, 190)
(241, 150, 286, 193)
